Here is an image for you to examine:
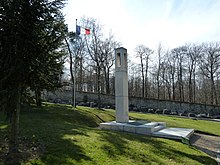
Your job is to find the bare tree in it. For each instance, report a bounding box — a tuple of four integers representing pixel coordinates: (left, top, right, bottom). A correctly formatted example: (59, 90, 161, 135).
(65, 31, 86, 106)
(135, 45, 153, 98)
(199, 42, 220, 105)
(65, 34, 75, 106)
(128, 61, 136, 96)
(128, 60, 142, 97)
(75, 38, 87, 92)
(156, 51, 176, 101)
(99, 32, 120, 94)
(165, 51, 178, 100)
(185, 44, 202, 102)
(171, 46, 187, 102)
(80, 18, 103, 106)
(155, 43, 165, 99)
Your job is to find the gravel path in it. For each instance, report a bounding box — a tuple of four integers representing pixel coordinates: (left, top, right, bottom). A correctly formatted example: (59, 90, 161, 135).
(190, 133, 220, 164)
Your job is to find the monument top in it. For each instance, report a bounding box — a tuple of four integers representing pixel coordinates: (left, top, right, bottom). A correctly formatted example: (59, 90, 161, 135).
(115, 47, 127, 51)
(115, 47, 127, 70)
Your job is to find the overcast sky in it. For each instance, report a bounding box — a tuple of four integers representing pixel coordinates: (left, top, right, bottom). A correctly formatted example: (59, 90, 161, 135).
(63, 0, 220, 53)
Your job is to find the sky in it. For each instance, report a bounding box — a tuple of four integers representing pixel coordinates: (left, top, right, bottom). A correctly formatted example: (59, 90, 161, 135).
(63, 0, 220, 54)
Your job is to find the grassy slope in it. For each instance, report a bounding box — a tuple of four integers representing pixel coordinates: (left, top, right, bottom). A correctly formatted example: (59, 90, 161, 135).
(0, 103, 218, 165)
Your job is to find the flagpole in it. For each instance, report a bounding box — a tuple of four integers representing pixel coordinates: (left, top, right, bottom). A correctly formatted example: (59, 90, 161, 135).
(76, 19, 77, 30)
(73, 19, 77, 109)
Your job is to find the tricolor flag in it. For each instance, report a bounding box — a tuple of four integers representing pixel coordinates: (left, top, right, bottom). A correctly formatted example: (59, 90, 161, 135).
(85, 28, 90, 35)
(76, 25, 90, 35)
(76, 25, 81, 35)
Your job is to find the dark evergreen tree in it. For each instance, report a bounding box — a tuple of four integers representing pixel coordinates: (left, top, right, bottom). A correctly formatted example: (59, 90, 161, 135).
(0, 0, 66, 161)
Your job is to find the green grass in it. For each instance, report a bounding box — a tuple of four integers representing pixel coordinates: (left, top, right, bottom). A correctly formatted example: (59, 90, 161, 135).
(0, 103, 218, 165)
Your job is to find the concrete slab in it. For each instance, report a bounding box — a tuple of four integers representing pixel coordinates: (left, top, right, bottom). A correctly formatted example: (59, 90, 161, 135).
(217, 150, 220, 164)
(100, 121, 194, 140)
(153, 128, 194, 140)
(100, 121, 154, 135)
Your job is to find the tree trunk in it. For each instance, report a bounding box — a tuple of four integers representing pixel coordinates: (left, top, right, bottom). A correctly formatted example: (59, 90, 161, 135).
(167, 84, 171, 100)
(9, 84, 21, 155)
(172, 74, 175, 100)
(193, 72, 196, 103)
(97, 65, 101, 109)
(105, 68, 110, 94)
(210, 74, 217, 105)
(157, 73, 160, 99)
(35, 88, 42, 106)
(65, 38, 75, 106)
(145, 58, 149, 98)
(140, 58, 145, 98)
(79, 57, 83, 92)
(188, 68, 193, 103)
(210, 69, 214, 105)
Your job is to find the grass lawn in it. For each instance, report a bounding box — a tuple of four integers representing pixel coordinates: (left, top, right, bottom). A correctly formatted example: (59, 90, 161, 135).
(0, 103, 218, 165)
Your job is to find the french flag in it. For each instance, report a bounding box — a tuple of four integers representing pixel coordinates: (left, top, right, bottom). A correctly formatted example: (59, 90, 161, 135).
(76, 25, 90, 35)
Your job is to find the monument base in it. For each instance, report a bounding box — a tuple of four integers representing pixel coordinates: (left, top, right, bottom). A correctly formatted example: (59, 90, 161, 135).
(100, 120, 194, 140)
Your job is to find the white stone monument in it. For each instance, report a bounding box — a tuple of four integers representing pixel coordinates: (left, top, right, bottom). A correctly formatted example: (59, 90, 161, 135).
(100, 47, 194, 141)
(115, 47, 129, 123)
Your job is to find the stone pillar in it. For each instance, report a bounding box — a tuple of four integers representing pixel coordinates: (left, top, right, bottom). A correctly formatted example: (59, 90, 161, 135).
(115, 47, 129, 123)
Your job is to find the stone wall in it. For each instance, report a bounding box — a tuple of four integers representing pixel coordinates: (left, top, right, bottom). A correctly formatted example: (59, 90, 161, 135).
(129, 97, 220, 115)
(44, 90, 220, 115)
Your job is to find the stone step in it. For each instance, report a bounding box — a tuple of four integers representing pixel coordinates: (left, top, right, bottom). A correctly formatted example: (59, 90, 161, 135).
(100, 121, 194, 140)
(153, 125, 166, 132)
(186, 129, 195, 139)
(153, 128, 195, 140)
(145, 122, 166, 127)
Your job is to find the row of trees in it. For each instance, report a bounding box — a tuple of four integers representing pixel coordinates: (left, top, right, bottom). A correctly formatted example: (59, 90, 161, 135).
(65, 18, 220, 106)
(130, 42, 220, 106)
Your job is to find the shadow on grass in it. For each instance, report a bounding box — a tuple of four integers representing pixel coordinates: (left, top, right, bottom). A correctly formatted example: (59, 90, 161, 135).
(99, 131, 128, 160)
(18, 104, 101, 164)
(97, 130, 217, 164)
(98, 131, 169, 163)
(1, 104, 217, 164)
(169, 150, 217, 164)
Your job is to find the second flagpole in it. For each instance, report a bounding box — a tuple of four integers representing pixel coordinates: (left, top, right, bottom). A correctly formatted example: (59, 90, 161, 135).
(73, 19, 77, 109)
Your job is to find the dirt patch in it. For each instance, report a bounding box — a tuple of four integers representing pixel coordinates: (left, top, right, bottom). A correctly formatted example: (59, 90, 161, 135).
(0, 136, 45, 164)
(190, 132, 220, 162)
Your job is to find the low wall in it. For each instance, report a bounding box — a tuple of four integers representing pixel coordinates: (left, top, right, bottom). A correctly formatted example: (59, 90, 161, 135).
(44, 90, 220, 115)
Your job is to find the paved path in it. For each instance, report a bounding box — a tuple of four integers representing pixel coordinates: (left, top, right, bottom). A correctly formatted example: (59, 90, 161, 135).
(190, 133, 220, 164)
